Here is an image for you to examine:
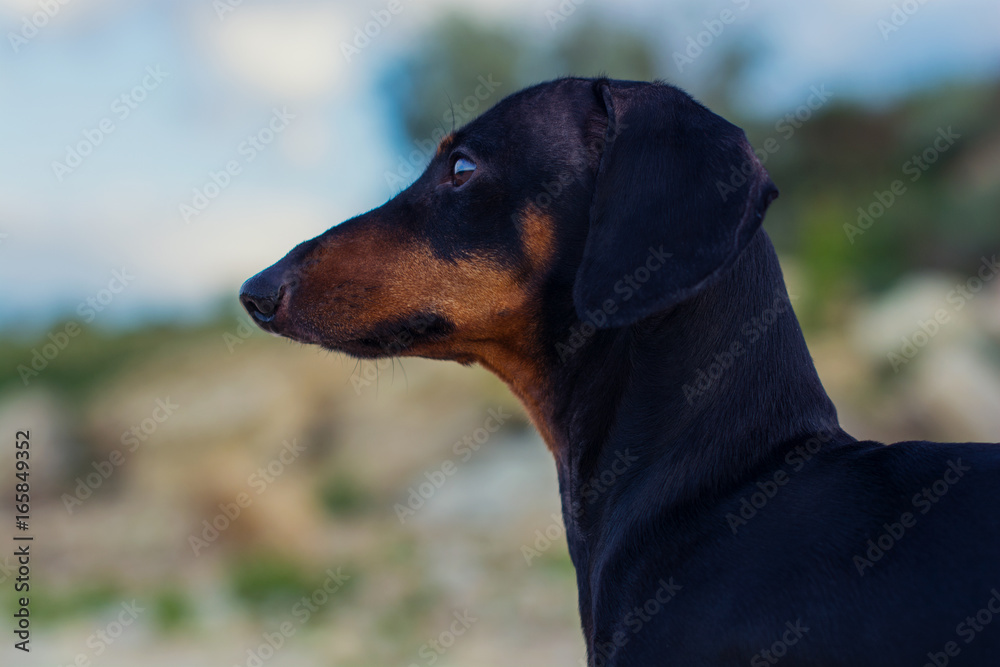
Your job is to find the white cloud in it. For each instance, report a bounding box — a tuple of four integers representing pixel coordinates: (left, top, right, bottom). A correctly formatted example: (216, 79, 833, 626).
(203, 5, 352, 100)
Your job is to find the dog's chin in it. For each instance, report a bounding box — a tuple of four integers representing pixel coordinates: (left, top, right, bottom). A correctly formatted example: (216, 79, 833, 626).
(276, 312, 458, 360)
(319, 338, 397, 359)
(256, 322, 376, 358)
(258, 322, 323, 348)
(248, 309, 329, 349)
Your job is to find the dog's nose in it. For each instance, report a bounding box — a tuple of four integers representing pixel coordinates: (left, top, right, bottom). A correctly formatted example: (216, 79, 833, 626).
(240, 240, 317, 327)
(240, 269, 284, 324)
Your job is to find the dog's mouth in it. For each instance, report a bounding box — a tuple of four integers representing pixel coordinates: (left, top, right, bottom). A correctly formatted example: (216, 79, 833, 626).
(269, 310, 456, 360)
(328, 313, 455, 358)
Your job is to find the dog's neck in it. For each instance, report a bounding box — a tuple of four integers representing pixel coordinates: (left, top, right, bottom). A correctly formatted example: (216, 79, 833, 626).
(552, 230, 841, 500)
(488, 231, 845, 630)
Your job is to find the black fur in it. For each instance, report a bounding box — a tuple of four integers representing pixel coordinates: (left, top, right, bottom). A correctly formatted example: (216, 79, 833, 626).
(575, 80, 778, 327)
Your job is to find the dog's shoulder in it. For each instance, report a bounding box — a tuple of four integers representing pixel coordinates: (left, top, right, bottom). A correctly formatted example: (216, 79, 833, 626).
(821, 438, 1000, 526)
(836, 438, 1000, 476)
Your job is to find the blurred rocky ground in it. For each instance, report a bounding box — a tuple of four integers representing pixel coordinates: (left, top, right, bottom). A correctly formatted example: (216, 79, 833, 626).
(0, 322, 580, 667)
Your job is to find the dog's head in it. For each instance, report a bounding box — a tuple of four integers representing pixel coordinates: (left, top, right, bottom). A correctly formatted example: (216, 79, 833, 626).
(240, 78, 777, 367)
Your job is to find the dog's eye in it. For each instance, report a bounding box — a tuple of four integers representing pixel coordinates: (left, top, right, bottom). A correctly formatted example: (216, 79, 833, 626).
(452, 156, 476, 186)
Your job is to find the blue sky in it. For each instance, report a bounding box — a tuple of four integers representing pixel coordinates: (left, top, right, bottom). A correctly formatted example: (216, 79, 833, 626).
(1, 0, 998, 333)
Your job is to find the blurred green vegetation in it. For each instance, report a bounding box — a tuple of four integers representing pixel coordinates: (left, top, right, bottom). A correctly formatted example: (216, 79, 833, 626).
(230, 553, 318, 610)
(152, 587, 196, 633)
(4, 578, 194, 632)
(0, 315, 249, 399)
(317, 472, 375, 518)
(229, 552, 356, 619)
(6, 580, 123, 626)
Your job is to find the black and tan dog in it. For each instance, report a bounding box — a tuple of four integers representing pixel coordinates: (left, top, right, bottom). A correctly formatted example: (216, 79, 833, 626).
(241, 78, 1000, 666)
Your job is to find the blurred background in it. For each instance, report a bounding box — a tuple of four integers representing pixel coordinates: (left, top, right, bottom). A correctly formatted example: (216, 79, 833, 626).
(1, 0, 999, 665)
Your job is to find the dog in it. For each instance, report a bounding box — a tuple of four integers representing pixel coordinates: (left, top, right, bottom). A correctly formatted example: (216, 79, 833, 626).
(240, 77, 1000, 666)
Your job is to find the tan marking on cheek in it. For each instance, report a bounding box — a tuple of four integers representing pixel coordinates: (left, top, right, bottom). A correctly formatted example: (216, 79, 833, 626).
(297, 226, 564, 453)
(371, 246, 521, 329)
(519, 206, 557, 271)
(301, 209, 553, 335)
(300, 238, 520, 340)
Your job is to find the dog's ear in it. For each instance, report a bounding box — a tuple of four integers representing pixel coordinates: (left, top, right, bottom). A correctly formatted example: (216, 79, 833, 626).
(573, 80, 778, 328)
